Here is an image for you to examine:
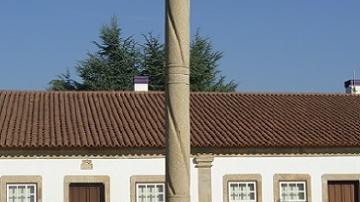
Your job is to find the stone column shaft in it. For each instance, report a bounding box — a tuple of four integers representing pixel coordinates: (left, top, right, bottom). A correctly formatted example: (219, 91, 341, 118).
(165, 0, 190, 202)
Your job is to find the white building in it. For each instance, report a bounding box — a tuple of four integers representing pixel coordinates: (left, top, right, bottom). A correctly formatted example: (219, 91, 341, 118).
(0, 91, 359, 202)
(345, 79, 360, 95)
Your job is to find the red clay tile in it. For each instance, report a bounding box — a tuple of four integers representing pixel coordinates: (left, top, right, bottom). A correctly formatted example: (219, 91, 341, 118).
(0, 91, 359, 149)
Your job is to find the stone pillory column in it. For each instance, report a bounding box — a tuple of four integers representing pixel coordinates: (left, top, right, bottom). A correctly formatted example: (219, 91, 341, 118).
(165, 0, 190, 202)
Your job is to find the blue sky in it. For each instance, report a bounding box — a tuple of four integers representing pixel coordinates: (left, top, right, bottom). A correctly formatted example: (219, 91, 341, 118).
(0, 0, 359, 92)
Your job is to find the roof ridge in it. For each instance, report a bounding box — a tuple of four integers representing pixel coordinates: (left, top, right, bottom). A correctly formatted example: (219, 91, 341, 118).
(190, 91, 354, 96)
(0, 90, 164, 95)
(0, 90, 357, 97)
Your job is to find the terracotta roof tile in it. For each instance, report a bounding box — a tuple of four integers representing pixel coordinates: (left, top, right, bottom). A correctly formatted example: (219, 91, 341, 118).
(0, 91, 359, 149)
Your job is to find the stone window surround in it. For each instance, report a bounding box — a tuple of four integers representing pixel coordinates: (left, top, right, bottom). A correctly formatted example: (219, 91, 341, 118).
(64, 175, 110, 202)
(130, 175, 165, 202)
(223, 174, 262, 202)
(273, 174, 312, 202)
(322, 174, 360, 202)
(0, 175, 42, 202)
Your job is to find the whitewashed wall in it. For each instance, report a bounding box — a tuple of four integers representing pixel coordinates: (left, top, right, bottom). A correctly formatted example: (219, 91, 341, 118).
(212, 156, 360, 202)
(0, 158, 198, 202)
(0, 155, 358, 202)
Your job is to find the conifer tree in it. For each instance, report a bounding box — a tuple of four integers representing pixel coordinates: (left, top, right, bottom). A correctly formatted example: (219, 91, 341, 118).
(141, 32, 237, 91)
(49, 18, 237, 92)
(49, 17, 139, 91)
(140, 34, 165, 91)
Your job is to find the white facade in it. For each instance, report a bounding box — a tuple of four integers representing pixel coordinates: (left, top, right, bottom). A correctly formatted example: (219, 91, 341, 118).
(0, 157, 198, 202)
(0, 155, 358, 201)
(213, 155, 360, 202)
(134, 83, 149, 91)
(346, 85, 360, 94)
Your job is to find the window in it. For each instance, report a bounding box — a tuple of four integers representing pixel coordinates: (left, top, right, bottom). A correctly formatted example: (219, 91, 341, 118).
(279, 181, 306, 202)
(130, 175, 165, 202)
(7, 184, 36, 202)
(0, 176, 42, 202)
(136, 183, 165, 202)
(223, 174, 262, 202)
(228, 181, 257, 202)
(273, 174, 311, 202)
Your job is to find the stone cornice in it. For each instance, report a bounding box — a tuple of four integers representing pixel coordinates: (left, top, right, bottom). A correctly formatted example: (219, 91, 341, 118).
(0, 146, 358, 158)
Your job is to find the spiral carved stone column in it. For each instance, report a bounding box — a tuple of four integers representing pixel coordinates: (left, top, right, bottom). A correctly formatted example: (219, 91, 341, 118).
(165, 0, 190, 202)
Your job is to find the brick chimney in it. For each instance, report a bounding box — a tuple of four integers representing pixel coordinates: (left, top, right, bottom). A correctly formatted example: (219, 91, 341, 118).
(134, 76, 149, 91)
(344, 80, 360, 94)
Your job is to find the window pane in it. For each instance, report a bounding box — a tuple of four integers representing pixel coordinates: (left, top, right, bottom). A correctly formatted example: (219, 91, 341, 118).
(157, 185, 163, 193)
(157, 194, 164, 202)
(298, 192, 305, 199)
(280, 182, 306, 201)
(229, 182, 256, 202)
(137, 183, 165, 202)
(249, 192, 255, 200)
(138, 185, 146, 194)
(19, 187, 25, 202)
(8, 186, 16, 197)
(28, 186, 35, 194)
(7, 184, 37, 202)
(148, 185, 155, 193)
(248, 183, 255, 191)
(297, 183, 304, 191)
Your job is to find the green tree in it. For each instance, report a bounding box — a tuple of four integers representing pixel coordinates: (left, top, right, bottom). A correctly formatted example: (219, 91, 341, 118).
(141, 32, 237, 91)
(49, 17, 140, 91)
(48, 70, 81, 91)
(49, 18, 237, 92)
(190, 32, 237, 91)
(140, 33, 165, 91)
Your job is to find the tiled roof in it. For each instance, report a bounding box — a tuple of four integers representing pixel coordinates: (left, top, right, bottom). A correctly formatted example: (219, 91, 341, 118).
(0, 91, 359, 149)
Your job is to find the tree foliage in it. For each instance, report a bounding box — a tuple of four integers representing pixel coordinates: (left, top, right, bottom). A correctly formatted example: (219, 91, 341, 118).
(48, 70, 81, 91)
(139, 32, 237, 91)
(49, 17, 139, 91)
(140, 33, 165, 91)
(48, 17, 237, 92)
(190, 32, 237, 92)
